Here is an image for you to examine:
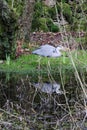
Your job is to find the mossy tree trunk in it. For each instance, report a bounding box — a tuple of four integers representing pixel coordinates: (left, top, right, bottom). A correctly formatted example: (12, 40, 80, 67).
(19, 0, 35, 43)
(0, 0, 17, 59)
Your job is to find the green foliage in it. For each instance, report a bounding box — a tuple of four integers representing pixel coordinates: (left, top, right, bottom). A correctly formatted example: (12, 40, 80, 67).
(33, 1, 43, 18)
(51, 24, 59, 32)
(75, 1, 87, 14)
(32, 1, 86, 32)
(47, 6, 56, 19)
(38, 18, 49, 32)
(62, 3, 73, 24)
(46, 18, 55, 32)
(6, 54, 11, 65)
(32, 1, 59, 32)
(32, 1, 75, 32)
(32, 1, 44, 31)
(83, 22, 87, 31)
(6, 0, 24, 17)
(56, 3, 61, 13)
(41, 18, 60, 32)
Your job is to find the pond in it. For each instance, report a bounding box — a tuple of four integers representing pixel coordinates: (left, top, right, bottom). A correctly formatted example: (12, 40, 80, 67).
(0, 72, 87, 130)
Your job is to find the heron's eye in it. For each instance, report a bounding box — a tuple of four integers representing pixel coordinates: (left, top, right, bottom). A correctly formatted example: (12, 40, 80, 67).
(53, 50, 55, 53)
(53, 49, 57, 53)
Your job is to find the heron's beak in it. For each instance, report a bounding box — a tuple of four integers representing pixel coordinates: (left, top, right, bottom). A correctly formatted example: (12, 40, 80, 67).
(63, 47, 70, 52)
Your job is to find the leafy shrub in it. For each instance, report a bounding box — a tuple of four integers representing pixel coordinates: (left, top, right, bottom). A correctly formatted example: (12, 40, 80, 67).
(6, 0, 24, 17)
(47, 7, 56, 19)
(62, 3, 73, 24)
(51, 24, 59, 32)
(46, 18, 59, 32)
(32, 1, 60, 32)
(46, 18, 54, 31)
(81, 21, 87, 31)
(31, 1, 44, 31)
(39, 18, 49, 32)
(56, 2, 73, 24)
(34, 17, 59, 32)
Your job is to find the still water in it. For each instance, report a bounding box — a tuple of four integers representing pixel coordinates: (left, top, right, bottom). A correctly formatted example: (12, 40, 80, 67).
(0, 72, 87, 130)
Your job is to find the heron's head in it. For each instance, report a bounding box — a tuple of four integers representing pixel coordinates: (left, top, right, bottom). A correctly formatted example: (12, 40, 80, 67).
(56, 45, 69, 52)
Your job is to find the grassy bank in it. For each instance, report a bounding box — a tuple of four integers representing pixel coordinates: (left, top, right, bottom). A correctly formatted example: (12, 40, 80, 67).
(0, 50, 87, 76)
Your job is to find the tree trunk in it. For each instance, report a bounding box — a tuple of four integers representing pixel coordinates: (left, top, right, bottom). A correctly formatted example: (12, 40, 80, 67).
(0, 0, 17, 59)
(19, 0, 35, 43)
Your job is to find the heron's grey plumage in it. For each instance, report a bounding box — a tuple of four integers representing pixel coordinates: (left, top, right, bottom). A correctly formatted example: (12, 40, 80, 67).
(32, 44, 65, 57)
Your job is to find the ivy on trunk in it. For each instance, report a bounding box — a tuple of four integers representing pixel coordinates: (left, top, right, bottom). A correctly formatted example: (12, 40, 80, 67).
(0, 0, 17, 59)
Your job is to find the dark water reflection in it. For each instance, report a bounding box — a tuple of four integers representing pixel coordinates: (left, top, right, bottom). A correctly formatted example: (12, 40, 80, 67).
(0, 72, 87, 130)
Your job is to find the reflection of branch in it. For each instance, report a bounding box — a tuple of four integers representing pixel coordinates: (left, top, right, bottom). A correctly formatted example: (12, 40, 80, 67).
(60, 113, 69, 122)
(0, 108, 24, 120)
(0, 121, 12, 126)
(81, 99, 87, 126)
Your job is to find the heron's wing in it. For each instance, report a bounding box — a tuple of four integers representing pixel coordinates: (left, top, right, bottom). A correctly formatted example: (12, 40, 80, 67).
(40, 44, 55, 50)
(32, 45, 55, 56)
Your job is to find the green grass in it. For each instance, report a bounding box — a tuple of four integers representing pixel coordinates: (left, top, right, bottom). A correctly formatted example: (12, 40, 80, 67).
(0, 50, 87, 76)
(75, 36, 87, 46)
